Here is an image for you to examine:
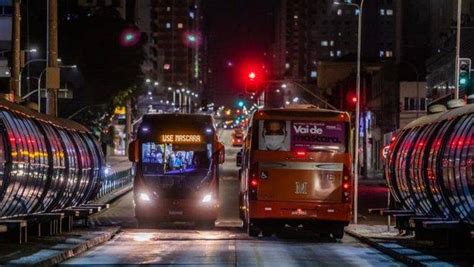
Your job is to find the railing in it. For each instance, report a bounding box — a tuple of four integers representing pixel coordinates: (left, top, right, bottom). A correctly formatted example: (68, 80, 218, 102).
(95, 168, 133, 200)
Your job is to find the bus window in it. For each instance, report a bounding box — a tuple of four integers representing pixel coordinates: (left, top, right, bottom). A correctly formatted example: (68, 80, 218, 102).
(141, 142, 211, 176)
(256, 120, 347, 152)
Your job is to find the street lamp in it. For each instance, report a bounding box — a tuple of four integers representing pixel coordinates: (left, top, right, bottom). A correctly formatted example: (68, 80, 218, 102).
(23, 64, 77, 113)
(334, 0, 364, 224)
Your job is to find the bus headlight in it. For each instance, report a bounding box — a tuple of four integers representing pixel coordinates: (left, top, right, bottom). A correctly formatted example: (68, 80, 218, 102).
(202, 194, 212, 203)
(139, 193, 151, 202)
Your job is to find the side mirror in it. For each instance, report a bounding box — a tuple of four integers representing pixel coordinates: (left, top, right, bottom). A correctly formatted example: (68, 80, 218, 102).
(128, 140, 139, 162)
(216, 142, 225, 164)
(236, 151, 242, 167)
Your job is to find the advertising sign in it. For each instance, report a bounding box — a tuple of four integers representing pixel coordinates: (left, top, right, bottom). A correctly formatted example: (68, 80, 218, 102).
(291, 121, 345, 150)
(258, 120, 346, 152)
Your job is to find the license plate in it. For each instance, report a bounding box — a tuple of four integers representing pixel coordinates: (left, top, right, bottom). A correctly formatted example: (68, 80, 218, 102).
(168, 211, 183, 215)
(291, 209, 307, 216)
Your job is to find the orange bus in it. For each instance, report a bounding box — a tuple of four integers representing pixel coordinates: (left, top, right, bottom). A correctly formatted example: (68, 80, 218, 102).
(128, 114, 225, 227)
(237, 106, 352, 238)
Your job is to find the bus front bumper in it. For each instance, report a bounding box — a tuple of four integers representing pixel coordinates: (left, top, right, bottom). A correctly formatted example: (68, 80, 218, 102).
(248, 200, 352, 223)
(135, 198, 218, 221)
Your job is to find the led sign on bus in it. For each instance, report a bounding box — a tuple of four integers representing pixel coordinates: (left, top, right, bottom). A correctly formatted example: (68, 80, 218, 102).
(160, 134, 202, 144)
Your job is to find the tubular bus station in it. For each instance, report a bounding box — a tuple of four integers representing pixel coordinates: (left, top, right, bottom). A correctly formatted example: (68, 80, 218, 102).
(0, 99, 106, 243)
(385, 99, 474, 242)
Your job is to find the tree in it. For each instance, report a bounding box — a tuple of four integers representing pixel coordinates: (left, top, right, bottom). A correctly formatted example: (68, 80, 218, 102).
(59, 4, 144, 133)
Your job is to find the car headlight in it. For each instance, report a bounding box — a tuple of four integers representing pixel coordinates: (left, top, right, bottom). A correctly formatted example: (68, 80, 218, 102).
(139, 193, 151, 202)
(202, 194, 212, 203)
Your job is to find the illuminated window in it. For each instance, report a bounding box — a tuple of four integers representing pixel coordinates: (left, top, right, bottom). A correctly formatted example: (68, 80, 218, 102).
(189, 11, 195, 19)
(321, 40, 328, 46)
(285, 63, 290, 69)
(386, 51, 393, 57)
(164, 64, 171, 70)
(337, 9, 342, 16)
(166, 22, 171, 29)
(294, 15, 298, 19)
(310, 71, 317, 78)
(330, 40, 334, 46)
(166, 6, 171, 12)
(355, 9, 360, 16)
(380, 9, 385, 15)
(379, 50, 385, 57)
(386, 9, 393, 15)
(330, 51, 335, 57)
(178, 23, 183, 29)
(337, 50, 342, 57)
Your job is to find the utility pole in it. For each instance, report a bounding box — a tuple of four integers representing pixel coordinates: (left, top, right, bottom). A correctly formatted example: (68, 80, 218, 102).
(10, 0, 21, 102)
(46, 0, 60, 116)
(455, 0, 462, 99)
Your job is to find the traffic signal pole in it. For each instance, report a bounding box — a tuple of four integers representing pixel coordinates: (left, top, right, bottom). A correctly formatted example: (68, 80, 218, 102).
(455, 0, 462, 99)
(10, 0, 21, 102)
(46, 0, 59, 116)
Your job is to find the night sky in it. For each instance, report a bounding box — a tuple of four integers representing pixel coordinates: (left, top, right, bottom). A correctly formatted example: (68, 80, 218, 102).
(203, 0, 275, 106)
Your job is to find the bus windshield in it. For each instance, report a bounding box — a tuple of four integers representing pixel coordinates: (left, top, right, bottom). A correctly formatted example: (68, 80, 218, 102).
(141, 142, 212, 176)
(256, 119, 347, 152)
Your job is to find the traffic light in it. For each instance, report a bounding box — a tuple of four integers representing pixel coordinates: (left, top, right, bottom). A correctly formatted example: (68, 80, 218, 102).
(459, 58, 471, 89)
(248, 72, 256, 80)
(241, 62, 266, 94)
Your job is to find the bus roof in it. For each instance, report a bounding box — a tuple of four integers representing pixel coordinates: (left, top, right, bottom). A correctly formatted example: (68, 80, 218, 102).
(404, 103, 474, 129)
(253, 107, 350, 122)
(140, 113, 214, 130)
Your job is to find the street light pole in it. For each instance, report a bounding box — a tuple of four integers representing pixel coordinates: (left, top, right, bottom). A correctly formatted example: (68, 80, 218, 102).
(455, 0, 462, 99)
(354, 0, 364, 225)
(334, 0, 364, 224)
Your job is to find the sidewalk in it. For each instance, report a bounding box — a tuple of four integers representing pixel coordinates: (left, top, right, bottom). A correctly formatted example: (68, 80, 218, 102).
(0, 227, 120, 266)
(346, 224, 473, 266)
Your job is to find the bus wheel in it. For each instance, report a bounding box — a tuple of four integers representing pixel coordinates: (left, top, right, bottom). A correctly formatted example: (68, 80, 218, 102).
(261, 228, 273, 237)
(247, 220, 260, 237)
(332, 228, 344, 239)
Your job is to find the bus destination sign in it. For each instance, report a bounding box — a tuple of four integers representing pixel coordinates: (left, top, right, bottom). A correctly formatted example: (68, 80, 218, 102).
(160, 134, 202, 144)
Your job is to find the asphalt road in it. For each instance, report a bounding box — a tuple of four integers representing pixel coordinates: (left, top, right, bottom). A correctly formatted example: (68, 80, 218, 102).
(63, 129, 400, 266)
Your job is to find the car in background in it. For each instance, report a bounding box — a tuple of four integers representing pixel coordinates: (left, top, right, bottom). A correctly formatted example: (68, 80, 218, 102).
(232, 129, 244, 146)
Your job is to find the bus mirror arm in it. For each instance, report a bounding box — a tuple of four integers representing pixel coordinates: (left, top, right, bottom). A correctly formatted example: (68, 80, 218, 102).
(128, 140, 139, 162)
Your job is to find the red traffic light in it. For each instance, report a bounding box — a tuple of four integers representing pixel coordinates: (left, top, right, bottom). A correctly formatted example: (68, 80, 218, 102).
(248, 72, 256, 80)
(352, 96, 358, 103)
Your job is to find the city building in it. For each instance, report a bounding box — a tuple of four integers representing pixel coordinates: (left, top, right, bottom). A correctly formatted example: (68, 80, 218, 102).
(272, 0, 396, 85)
(149, 0, 203, 95)
(426, 0, 474, 104)
(133, 0, 204, 114)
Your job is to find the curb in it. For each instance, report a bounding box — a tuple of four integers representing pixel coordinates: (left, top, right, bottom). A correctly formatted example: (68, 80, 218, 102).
(345, 229, 424, 266)
(7, 227, 121, 267)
